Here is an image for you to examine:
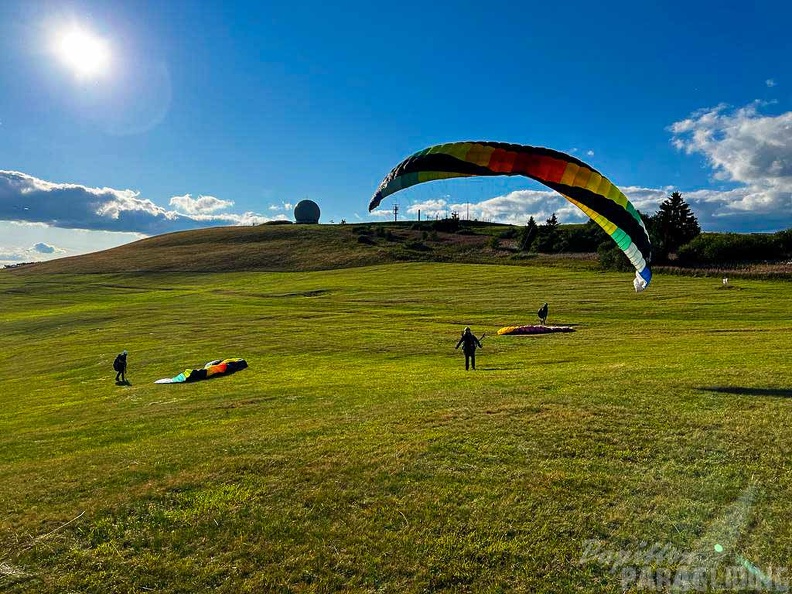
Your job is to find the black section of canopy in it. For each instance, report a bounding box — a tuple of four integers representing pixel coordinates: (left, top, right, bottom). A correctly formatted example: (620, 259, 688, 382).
(544, 181, 651, 261)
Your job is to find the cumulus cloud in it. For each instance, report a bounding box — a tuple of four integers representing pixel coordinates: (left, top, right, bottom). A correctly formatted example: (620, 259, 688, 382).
(0, 246, 32, 263)
(617, 186, 671, 211)
(619, 185, 790, 230)
(401, 190, 585, 226)
(0, 171, 272, 234)
(0, 241, 63, 264)
(374, 180, 787, 233)
(766, 79, 776, 88)
(669, 102, 792, 226)
(169, 194, 234, 215)
(268, 201, 294, 212)
(397, 187, 672, 227)
(33, 242, 57, 254)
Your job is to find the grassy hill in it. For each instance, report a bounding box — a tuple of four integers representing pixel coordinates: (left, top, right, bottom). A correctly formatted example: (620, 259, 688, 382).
(8, 222, 790, 280)
(1, 227, 791, 592)
(6, 223, 534, 275)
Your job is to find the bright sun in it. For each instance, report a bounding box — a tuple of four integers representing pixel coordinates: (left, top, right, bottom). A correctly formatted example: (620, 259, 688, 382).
(55, 27, 111, 78)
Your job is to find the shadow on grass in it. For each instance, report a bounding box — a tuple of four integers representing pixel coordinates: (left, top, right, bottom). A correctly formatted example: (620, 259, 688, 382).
(115, 379, 131, 386)
(700, 386, 792, 398)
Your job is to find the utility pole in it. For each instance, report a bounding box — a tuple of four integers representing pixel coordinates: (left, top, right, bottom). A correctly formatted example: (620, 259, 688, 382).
(393, 203, 399, 222)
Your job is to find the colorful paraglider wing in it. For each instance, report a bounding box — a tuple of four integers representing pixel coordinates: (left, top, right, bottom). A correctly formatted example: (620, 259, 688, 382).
(369, 141, 652, 290)
(497, 325, 575, 335)
(155, 358, 248, 384)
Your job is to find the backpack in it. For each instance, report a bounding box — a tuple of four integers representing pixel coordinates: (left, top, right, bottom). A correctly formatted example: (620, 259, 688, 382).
(113, 355, 124, 372)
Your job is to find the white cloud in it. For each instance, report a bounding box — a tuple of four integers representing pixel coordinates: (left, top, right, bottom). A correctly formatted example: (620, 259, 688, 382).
(0, 240, 63, 265)
(586, 150, 595, 157)
(766, 79, 777, 88)
(614, 186, 670, 213)
(402, 190, 582, 225)
(268, 201, 294, 212)
(669, 102, 792, 229)
(185, 210, 275, 225)
(0, 246, 33, 263)
(373, 179, 787, 233)
(0, 221, 146, 266)
(33, 242, 57, 254)
(169, 194, 234, 215)
(0, 170, 273, 234)
(399, 187, 665, 227)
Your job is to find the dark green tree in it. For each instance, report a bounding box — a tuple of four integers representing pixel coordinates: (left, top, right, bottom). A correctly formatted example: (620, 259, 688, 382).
(519, 216, 538, 251)
(565, 219, 609, 252)
(535, 213, 562, 252)
(649, 191, 701, 261)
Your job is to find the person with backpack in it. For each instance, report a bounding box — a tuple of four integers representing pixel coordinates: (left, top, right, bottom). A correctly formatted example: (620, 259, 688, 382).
(113, 350, 128, 383)
(537, 302, 548, 325)
(455, 327, 483, 371)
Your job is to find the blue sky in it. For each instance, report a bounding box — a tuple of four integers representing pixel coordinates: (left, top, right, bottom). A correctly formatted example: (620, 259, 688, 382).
(1, 0, 790, 264)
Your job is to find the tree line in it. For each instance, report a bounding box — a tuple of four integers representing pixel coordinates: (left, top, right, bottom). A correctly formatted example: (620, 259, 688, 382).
(513, 191, 791, 268)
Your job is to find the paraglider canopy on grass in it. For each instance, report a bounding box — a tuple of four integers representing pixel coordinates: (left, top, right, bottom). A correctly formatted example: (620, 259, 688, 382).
(155, 358, 248, 384)
(497, 325, 575, 335)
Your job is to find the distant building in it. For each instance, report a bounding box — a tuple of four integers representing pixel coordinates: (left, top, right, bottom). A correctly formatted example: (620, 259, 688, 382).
(294, 200, 320, 224)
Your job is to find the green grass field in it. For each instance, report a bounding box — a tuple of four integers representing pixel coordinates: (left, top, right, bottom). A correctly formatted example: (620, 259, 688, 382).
(1, 263, 791, 592)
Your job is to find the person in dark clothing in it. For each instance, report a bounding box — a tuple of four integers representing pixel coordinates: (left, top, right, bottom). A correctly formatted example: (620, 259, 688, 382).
(455, 327, 483, 370)
(113, 350, 128, 383)
(537, 302, 548, 325)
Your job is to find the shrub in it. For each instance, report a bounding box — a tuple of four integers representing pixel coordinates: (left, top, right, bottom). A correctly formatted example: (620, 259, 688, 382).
(677, 232, 786, 265)
(597, 243, 633, 272)
(404, 240, 431, 252)
(430, 218, 460, 233)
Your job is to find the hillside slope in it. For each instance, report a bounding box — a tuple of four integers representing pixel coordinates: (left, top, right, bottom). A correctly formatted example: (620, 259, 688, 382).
(6, 222, 790, 279)
(5, 223, 537, 275)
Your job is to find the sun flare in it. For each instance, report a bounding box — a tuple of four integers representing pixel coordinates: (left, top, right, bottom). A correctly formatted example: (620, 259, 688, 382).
(54, 27, 111, 78)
